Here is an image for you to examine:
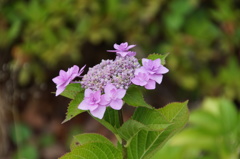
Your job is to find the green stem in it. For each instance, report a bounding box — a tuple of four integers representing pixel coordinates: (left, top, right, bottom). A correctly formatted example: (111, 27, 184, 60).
(118, 109, 127, 159)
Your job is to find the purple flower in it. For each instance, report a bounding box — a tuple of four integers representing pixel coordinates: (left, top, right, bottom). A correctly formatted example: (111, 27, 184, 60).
(107, 42, 136, 57)
(101, 84, 126, 110)
(52, 65, 85, 96)
(131, 68, 156, 89)
(78, 89, 107, 119)
(142, 58, 169, 84)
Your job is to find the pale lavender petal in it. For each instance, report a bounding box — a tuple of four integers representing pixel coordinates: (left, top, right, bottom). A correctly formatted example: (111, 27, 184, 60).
(157, 66, 169, 74)
(79, 65, 86, 76)
(131, 77, 147, 86)
(84, 89, 93, 97)
(115, 89, 126, 99)
(153, 59, 161, 67)
(121, 42, 128, 48)
(145, 80, 156, 90)
(71, 65, 80, 75)
(114, 43, 121, 50)
(127, 51, 136, 56)
(142, 58, 149, 68)
(117, 52, 128, 57)
(55, 85, 65, 96)
(104, 83, 115, 95)
(150, 74, 163, 84)
(52, 77, 62, 85)
(100, 94, 110, 106)
(107, 50, 117, 52)
(126, 44, 136, 50)
(78, 100, 91, 110)
(134, 67, 148, 75)
(90, 106, 106, 119)
(110, 99, 123, 110)
(59, 70, 66, 76)
(94, 91, 102, 102)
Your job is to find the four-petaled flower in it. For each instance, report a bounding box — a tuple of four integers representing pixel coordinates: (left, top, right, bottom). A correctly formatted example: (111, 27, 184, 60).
(78, 89, 107, 119)
(107, 42, 136, 57)
(131, 68, 156, 89)
(142, 58, 169, 84)
(131, 58, 169, 89)
(52, 65, 85, 96)
(101, 83, 126, 110)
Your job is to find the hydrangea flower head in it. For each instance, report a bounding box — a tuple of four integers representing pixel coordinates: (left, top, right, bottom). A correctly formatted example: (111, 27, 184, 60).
(107, 42, 136, 57)
(78, 89, 107, 119)
(52, 65, 85, 96)
(101, 83, 126, 110)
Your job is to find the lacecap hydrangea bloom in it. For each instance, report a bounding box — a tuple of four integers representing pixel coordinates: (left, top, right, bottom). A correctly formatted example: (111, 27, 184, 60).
(52, 65, 85, 96)
(53, 42, 168, 119)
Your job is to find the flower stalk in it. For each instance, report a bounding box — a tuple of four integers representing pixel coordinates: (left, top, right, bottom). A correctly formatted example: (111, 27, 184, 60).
(118, 108, 127, 159)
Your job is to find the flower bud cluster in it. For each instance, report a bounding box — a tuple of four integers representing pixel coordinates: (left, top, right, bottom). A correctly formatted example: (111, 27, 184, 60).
(80, 56, 140, 92)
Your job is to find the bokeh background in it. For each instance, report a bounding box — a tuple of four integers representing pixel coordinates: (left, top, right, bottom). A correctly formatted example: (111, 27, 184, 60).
(0, 0, 239, 158)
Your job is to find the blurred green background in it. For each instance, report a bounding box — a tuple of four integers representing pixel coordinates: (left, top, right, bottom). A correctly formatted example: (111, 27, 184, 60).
(0, 0, 239, 158)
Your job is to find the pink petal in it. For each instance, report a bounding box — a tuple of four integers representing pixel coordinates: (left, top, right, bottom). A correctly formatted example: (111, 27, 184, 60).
(145, 80, 156, 90)
(158, 66, 169, 74)
(134, 67, 148, 75)
(79, 65, 86, 75)
(131, 77, 147, 86)
(59, 70, 66, 76)
(104, 83, 115, 94)
(110, 99, 123, 110)
(116, 89, 126, 99)
(141, 58, 149, 67)
(84, 89, 93, 97)
(121, 42, 128, 48)
(90, 106, 106, 119)
(100, 94, 111, 106)
(107, 50, 117, 52)
(78, 100, 98, 111)
(127, 51, 136, 56)
(117, 52, 128, 57)
(126, 44, 136, 50)
(153, 59, 161, 67)
(52, 76, 62, 85)
(78, 100, 90, 110)
(114, 43, 121, 50)
(150, 74, 163, 84)
(55, 85, 65, 96)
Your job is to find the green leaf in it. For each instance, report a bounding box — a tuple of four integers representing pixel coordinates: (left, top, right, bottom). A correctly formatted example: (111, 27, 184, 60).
(62, 92, 85, 123)
(94, 107, 121, 134)
(10, 123, 32, 145)
(60, 83, 84, 99)
(147, 53, 169, 65)
(126, 101, 189, 159)
(123, 86, 152, 109)
(70, 133, 113, 150)
(60, 142, 122, 159)
(118, 119, 170, 146)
